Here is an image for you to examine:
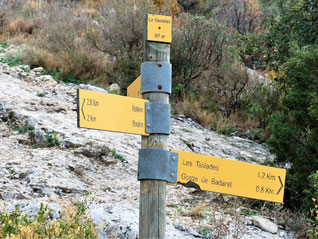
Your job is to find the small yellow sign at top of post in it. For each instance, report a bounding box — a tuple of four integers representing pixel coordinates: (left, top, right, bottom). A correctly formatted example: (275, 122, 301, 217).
(147, 14, 172, 43)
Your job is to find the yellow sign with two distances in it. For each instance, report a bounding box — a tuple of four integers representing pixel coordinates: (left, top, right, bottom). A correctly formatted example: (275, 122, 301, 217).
(77, 89, 149, 136)
(172, 150, 286, 203)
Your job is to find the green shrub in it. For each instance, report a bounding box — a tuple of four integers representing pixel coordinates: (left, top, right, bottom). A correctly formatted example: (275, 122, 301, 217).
(266, 45, 318, 209)
(0, 199, 98, 239)
(199, 227, 211, 239)
(36, 92, 45, 97)
(266, 0, 318, 70)
(12, 123, 29, 134)
(0, 56, 23, 67)
(236, 32, 270, 70)
(242, 82, 281, 129)
(111, 148, 124, 162)
(307, 171, 318, 238)
(171, 13, 252, 117)
(171, 13, 231, 97)
(240, 208, 257, 216)
(0, 41, 8, 48)
(43, 132, 60, 147)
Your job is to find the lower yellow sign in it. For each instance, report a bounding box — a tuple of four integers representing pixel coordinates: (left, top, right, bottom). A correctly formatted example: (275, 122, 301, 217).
(127, 76, 141, 99)
(171, 150, 286, 203)
(77, 89, 149, 136)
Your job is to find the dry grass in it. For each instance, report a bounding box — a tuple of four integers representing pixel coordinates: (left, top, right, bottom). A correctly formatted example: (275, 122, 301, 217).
(16, 2, 111, 84)
(174, 96, 261, 136)
(0, 1, 37, 41)
(0, 35, 6, 43)
(6, 18, 33, 36)
(0, 10, 5, 35)
(22, 0, 42, 12)
(188, 203, 207, 218)
(175, 99, 234, 134)
(78, 0, 103, 7)
(175, 99, 216, 127)
(0, 0, 114, 85)
(22, 47, 62, 70)
(75, 6, 99, 19)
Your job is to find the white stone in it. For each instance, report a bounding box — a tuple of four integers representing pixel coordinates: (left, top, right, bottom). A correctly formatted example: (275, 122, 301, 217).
(38, 75, 57, 87)
(33, 67, 44, 72)
(214, 213, 222, 220)
(252, 215, 278, 234)
(20, 65, 31, 71)
(79, 84, 108, 93)
(224, 216, 232, 224)
(20, 72, 28, 77)
(108, 83, 120, 92)
(245, 216, 253, 225)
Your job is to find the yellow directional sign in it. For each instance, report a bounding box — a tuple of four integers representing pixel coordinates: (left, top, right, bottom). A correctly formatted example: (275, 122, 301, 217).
(77, 89, 149, 136)
(171, 150, 286, 203)
(147, 14, 172, 43)
(127, 76, 141, 99)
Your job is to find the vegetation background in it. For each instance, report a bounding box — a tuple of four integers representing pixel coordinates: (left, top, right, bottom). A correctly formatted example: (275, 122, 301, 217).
(0, 0, 317, 238)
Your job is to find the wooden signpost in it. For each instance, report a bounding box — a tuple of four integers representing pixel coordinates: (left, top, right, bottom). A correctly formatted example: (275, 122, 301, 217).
(139, 13, 172, 239)
(76, 13, 286, 239)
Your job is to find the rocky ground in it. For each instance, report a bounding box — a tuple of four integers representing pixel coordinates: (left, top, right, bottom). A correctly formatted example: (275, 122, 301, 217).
(0, 45, 296, 238)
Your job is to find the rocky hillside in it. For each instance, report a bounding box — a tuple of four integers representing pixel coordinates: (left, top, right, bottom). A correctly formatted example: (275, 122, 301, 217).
(0, 45, 295, 238)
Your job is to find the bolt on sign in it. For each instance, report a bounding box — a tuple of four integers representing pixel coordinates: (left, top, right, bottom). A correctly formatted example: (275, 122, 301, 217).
(147, 14, 172, 43)
(127, 76, 142, 99)
(171, 150, 286, 203)
(77, 89, 149, 136)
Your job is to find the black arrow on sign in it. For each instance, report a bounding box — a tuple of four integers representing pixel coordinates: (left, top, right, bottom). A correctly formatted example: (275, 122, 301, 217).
(277, 176, 283, 195)
(81, 99, 86, 120)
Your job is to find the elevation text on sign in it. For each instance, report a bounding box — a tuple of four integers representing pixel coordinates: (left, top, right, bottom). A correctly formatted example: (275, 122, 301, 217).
(147, 14, 172, 43)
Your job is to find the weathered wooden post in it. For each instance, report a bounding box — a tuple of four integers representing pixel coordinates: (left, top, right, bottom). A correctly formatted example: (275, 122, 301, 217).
(138, 14, 173, 238)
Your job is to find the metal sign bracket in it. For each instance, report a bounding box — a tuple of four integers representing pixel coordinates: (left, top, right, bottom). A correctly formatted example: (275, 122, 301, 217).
(145, 102, 170, 134)
(138, 148, 178, 183)
(141, 62, 172, 94)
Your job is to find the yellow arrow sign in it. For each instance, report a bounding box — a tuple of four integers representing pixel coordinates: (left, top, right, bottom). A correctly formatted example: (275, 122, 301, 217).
(171, 150, 286, 203)
(147, 14, 172, 43)
(127, 76, 141, 99)
(77, 89, 149, 136)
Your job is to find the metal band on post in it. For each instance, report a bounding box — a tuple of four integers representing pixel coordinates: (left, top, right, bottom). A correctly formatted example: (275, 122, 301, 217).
(138, 149, 178, 183)
(145, 102, 170, 134)
(141, 62, 172, 94)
